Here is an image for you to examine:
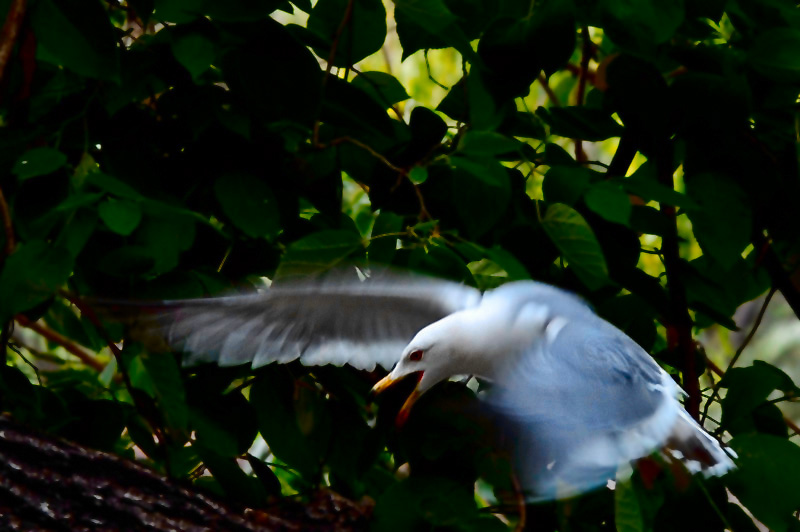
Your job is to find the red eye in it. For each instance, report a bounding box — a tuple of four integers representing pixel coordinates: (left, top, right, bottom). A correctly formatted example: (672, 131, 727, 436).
(408, 349, 424, 362)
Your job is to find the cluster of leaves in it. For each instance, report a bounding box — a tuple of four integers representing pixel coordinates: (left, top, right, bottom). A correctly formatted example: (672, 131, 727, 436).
(1, 0, 800, 530)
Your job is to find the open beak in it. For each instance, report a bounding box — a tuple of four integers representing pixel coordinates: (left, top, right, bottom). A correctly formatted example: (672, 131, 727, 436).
(370, 373, 401, 397)
(370, 372, 424, 428)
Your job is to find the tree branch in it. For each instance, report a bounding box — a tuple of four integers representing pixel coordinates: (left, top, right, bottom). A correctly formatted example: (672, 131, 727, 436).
(14, 316, 106, 372)
(0, 0, 26, 84)
(0, 184, 13, 258)
(536, 72, 560, 107)
(574, 26, 592, 163)
(656, 143, 701, 418)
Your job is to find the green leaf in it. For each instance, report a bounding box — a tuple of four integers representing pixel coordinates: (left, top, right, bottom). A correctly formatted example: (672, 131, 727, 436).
(408, 166, 428, 185)
(194, 444, 267, 507)
(394, 0, 477, 61)
(249, 368, 320, 476)
(220, 18, 322, 126)
(351, 71, 409, 107)
(720, 361, 800, 431)
(369, 210, 404, 264)
(98, 198, 143, 236)
(542, 165, 592, 206)
(585, 181, 632, 226)
(214, 173, 280, 239)
(541, 203, 610, 290)
(275, 230, 364, 280)
(307, 0, 386, 67)
(749, 28, 800, 82)
(0, 241, 73, 322)
(451, 156, 511, 238)
(537, 106, 625, 141)
(321, 77, 395, 143)
(372, 476, 486, 531)
(623, 168, 697, 209)
(685, 173, 751, 268)
(600, 0, 685, 55)
(727, 434, 800, 532)
(32, 0, 120, 81)
(203, 0, 285, 21)
(457, 131, 521, 157)
(615, 479, 645, 532)
(86, 173, 145, 200)
(189, 389, 257, 458)
(12, 148, 67, 180)
(140, 352, 188, 432)
(171, 33, 215, 79)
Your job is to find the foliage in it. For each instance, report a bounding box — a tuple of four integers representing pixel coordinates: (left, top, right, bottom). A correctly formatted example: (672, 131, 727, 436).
(0, 0, 799, 530)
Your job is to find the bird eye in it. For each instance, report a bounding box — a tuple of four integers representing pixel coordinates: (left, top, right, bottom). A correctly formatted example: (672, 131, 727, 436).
(408, 349, 424, 362)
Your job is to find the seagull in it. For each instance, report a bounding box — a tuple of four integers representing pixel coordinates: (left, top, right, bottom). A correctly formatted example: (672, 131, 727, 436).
(129, 271, 735, 501)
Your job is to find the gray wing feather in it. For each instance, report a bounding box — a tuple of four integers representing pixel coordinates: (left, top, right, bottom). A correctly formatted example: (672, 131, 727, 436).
(491, 316, 672, 500)
(142, 276, 481, 371)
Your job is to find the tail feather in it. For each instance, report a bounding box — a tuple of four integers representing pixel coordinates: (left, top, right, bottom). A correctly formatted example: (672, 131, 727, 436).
(664, 409, 736, 476)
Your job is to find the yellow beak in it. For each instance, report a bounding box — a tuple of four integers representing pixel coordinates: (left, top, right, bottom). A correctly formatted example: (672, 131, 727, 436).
(370, 372, 423, 428)
(370, 373, 401, 396)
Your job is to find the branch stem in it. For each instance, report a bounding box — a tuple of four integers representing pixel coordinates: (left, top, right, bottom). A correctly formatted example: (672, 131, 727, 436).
(15, 316, 106, 372)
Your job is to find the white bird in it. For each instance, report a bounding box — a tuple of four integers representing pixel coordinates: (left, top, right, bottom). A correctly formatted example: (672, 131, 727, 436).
(133, 271, 735, 501)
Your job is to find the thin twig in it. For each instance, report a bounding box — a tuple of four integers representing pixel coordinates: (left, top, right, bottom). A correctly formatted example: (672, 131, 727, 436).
(700, 289, 776, 423)
(327, 136, 405, 174)
(574, 26, 592, 163)
(537, 72, 560, 107)
(313, 0, 355, 145)
(15, 315, 106, 372)
(0, 0, 27, 84)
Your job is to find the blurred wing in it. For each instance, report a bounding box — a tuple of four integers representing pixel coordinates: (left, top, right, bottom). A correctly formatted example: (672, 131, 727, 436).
(125, 276, 482, 372)
(489, 318, 677, 501)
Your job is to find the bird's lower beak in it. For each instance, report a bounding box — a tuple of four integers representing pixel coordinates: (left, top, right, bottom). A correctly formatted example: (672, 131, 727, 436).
(395, 388, 421, 428)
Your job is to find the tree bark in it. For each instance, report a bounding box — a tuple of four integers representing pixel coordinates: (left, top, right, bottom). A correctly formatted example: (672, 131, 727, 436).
(0, 415, 370, 531)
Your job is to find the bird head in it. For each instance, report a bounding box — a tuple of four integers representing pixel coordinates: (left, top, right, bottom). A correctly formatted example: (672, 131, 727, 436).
(370, 317, 461, 427)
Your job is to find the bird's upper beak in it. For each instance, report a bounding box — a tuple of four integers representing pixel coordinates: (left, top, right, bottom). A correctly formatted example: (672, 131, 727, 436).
(370, 372, 424, 428)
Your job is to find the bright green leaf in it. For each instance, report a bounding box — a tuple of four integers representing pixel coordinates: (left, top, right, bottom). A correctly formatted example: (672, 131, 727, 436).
(585, 181, 632, 226)
(408, 166, 428, 185)
(541, 203, 610, 290)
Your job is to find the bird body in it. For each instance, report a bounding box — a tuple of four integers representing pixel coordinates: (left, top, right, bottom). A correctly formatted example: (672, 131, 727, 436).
(127, 273, 735, 500)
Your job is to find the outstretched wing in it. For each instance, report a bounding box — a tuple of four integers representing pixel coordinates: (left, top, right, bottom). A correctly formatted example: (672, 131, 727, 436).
(489, 316, 678, 501)
(118, 275, 482, 372)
